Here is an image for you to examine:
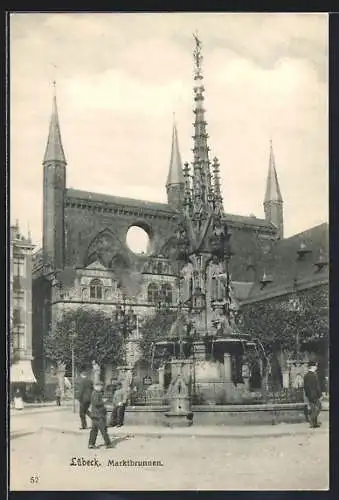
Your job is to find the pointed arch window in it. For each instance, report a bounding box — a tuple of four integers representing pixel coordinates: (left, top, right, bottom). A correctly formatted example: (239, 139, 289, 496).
(147, 283, 159, 304)
(90, 279, 103, 300)
(161, 283, 173, 304)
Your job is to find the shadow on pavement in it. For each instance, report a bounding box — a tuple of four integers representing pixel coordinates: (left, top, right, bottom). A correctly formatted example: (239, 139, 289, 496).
(97, 435, 130, 449)
(10, 431, 37, 440)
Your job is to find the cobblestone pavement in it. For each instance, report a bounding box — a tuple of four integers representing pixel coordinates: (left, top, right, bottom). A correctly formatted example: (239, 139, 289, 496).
(10, 409, 329, 491)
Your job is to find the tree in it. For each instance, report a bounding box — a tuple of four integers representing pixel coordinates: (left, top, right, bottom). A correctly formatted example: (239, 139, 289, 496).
(44, 307, 125, 369)
(138, 308, 177, 368)
(240, 284, 329, 353)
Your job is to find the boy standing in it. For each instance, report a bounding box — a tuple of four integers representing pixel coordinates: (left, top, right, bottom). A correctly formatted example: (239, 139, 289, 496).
(110, 382, 128, 427)
(88, 381, 113, 449)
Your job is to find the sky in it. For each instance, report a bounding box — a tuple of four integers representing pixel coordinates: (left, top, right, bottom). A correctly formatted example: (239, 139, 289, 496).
(10, 12, 328, 251)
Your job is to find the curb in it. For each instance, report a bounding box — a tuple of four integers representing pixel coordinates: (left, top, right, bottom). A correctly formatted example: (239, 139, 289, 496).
(41, 424, 328, 440)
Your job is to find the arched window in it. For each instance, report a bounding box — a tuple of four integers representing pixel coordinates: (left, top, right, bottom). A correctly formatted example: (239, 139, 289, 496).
(90, 279, 103, 299)
(147, 283, 159, 304)
(161, 283, 173, 304)
(157, 262, 163, 274)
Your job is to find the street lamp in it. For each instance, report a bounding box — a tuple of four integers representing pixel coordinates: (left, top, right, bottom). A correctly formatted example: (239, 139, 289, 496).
(288, 243, 311, 363)
(69, 321, 77, 413)
(287, 293, 303, 362)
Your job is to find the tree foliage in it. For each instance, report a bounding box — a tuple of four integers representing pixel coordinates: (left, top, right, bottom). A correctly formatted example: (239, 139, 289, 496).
(44, 307, 125, 369)
(240, 284, 329, 353)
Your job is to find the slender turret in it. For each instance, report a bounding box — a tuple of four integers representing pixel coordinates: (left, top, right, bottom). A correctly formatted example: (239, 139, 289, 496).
(42, 82, 66, 269)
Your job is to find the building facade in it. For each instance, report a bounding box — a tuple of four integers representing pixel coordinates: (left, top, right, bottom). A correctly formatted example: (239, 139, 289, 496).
(10, 221, 36, 391)
(32, 37, 328, 389)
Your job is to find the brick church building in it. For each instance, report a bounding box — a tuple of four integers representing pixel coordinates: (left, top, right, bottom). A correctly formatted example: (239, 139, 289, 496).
(32, 37, 328, 391)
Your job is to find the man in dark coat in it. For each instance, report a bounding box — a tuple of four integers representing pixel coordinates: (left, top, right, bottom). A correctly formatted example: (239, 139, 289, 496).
(77, 370, 93, 430)
(303, 361, 323, 428)
(88, 380, 112, 449)
(270, 353, 283, 391)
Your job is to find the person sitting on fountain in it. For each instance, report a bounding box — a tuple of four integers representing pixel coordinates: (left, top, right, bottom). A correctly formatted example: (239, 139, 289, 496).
(110, 382, 128, 427)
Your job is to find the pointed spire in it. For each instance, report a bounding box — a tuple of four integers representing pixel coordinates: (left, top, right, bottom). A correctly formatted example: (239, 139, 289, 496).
(166, 116, 184, 187)
(264, 140, 282, 203)
(191, 33, 214, 215)
(43, 82, 67, 165)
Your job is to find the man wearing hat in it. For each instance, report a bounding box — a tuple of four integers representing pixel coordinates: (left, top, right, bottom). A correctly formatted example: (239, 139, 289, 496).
(77, 368, 93, 430)
(88, 380, 113, 449)
(303, 361, 323, 428)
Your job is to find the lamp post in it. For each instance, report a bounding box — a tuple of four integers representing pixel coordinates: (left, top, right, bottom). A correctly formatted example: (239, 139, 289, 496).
(287, 292, 303, 362)
(70, 321, 77, 413)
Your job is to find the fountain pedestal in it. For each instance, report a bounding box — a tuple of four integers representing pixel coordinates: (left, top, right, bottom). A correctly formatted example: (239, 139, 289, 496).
(164, 359, 193, 427)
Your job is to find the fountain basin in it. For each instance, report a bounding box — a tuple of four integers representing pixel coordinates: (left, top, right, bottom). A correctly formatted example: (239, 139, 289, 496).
(105, 402, 310, 427)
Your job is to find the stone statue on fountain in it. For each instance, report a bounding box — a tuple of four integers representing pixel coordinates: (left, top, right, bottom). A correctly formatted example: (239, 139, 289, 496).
(164, 303, 194, 426)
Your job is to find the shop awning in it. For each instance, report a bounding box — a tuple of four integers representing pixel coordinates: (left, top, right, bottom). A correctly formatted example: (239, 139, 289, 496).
(10, 360, 37, 383)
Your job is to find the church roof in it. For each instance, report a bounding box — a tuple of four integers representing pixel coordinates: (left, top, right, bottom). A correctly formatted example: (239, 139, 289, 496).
(223, 213, 274, 230)
(66, 188, 177, 214)
(43, 89, 66, 164)
(264, 140, 282, 203)
(246, 222, 329, 299)
(166, 121, 184, 186)
(66, 188, 275, 230)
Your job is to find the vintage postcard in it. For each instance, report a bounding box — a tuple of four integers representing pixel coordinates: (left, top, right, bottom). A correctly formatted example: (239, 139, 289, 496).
(9, 12, 329, 491)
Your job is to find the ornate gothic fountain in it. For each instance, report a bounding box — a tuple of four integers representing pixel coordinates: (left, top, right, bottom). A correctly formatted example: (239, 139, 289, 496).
(151, 35, 269, 426)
